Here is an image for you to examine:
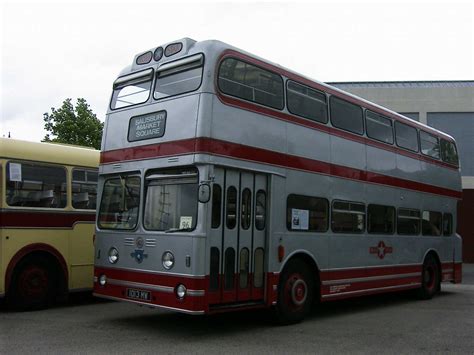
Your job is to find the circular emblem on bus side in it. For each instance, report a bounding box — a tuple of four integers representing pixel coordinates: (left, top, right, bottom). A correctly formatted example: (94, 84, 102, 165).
(136, 237, 144, 249)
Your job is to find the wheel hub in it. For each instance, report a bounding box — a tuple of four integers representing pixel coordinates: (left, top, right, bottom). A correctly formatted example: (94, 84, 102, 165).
(19, 266, 48, 298)
(291, 279, 307, 306)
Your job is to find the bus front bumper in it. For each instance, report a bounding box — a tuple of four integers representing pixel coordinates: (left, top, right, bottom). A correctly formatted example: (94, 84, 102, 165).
(93, 266, 208, 314)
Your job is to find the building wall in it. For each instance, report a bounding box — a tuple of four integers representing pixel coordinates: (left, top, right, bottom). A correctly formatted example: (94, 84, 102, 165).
(329, 82, 474, 262)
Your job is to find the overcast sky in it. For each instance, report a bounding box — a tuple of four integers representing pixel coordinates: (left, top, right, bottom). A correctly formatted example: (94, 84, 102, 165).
(1, 0, 473, 142)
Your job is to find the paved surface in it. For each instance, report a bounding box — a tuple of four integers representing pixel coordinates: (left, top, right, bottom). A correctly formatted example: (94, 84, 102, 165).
(1, 265, 473, 354)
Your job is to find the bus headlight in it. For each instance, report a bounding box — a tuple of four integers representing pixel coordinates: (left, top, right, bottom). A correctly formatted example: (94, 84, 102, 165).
(162, 251, 175, 270)
(99, 274, 107, 286)
(175, 284, 187, 299)
(108, 247, 119, 264)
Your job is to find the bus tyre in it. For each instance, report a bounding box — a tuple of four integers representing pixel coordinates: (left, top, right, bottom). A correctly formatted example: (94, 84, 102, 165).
(9, 257, 56, 310)
(418, 255, 439, 300)
(275, 259, 314, 325)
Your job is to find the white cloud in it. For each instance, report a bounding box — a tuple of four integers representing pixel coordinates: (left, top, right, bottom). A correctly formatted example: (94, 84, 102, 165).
(1, 1, 473, 141)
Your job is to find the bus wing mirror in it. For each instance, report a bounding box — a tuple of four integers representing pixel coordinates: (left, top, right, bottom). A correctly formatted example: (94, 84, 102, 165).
(198, 183, 211, 203)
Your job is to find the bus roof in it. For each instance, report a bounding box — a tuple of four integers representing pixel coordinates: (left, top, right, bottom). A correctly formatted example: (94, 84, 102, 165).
(0, 138, 99, 168)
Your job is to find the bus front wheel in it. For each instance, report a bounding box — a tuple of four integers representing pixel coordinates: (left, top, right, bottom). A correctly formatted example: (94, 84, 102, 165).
(275, 259, 314, 324)
(417, 254, 440, 300)
(9, 256, 56, 310)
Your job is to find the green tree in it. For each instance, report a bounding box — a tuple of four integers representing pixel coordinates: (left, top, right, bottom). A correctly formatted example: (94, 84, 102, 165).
(43, 98, 103, 149)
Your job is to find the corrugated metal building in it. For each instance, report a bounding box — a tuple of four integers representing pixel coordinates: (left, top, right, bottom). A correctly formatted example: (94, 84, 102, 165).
(328, 81, 474, 262)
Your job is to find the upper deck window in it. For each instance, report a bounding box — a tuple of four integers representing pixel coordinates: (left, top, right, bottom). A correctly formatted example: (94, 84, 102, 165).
(440, 139, 459, 166)
(395, 121, 419, 152)
(366, 110, 394, 144)
(420, 131, 440, 159)
(111, 69, 153, 110)
(329, 96, 364, 135)
(218, 58, 284, 110)
(287, 81, 328, 123)
(154, 54, 204, 100)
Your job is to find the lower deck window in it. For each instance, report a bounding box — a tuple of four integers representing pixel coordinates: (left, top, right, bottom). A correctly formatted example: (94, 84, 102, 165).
(397, 208, 421, 235)
(367, 204, 395, 234)
(443, 213, 453, 236)
(287, 194, 328, 232)
(331, 201, 365, 233)
(422, 211, 442, 236)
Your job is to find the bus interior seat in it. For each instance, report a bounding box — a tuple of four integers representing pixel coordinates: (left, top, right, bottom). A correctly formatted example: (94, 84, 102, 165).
(39, 190, 55, 207)
(73, 192, 90, 209)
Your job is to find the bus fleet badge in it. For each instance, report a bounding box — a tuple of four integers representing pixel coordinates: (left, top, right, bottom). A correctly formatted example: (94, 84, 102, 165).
(131, 237, 148, 263)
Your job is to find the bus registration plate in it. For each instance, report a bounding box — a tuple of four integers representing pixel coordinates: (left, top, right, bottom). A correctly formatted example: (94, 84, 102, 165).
(126, 288, 151, 301)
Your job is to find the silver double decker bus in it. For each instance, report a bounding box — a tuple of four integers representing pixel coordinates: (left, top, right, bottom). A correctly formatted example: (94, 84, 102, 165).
(94, 38, 462, 323)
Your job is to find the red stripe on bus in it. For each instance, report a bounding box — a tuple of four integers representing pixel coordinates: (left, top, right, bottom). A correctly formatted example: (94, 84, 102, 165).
(454, 262, 462, 283)
(100, 138, 462, 199)
(0, 210, 95, 228)
(100, 138, 196, 164)
(320, 264, 422, 282)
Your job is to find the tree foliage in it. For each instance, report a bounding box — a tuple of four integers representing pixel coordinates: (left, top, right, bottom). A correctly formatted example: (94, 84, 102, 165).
(43, 98, 103, 149)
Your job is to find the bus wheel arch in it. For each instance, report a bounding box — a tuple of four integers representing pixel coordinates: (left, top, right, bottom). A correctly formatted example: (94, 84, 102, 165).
(275, 252, 320, 324)
(6, 244, 68, 309)
(418, 250, 441, 300)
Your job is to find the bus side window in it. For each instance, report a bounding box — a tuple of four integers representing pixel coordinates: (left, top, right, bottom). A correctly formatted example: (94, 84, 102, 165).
(422, 211, 442, 236)
(440, 139, 459, 166)
(287, 194, 328, 232)
(209, 247, 220, 291)
(241, 188, 252, 230)
(329, 96, 364, 135)
(72, 168, 98, 210)
(287, 80, 328, 124)
(442, 213, 453, 236)
(6, 161, 67, 209)
(255, 190, 266, 230)
(395, 121, 419, 152)
(211, 184, 222, 228)
(420, 131, 440, 159)
(331, 200, 365, 233)
(367, 204, 395, 234)
(366, 110, 394, 145)
(226, 186, 237, 229)
(397, 208, 421, 235)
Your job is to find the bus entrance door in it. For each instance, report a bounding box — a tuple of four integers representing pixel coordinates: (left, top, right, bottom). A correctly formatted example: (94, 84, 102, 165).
(208, 168, 267, 306)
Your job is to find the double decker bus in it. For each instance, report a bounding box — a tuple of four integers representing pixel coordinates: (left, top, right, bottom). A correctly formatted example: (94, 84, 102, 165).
(0, 138, 99, 309)
(94, 38, 462, 323)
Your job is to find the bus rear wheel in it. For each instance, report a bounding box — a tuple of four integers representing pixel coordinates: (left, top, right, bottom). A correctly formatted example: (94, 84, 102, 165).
(417, 255, 440, 300)
(275, 259, 314, 324)
(9, 257, 56, 310)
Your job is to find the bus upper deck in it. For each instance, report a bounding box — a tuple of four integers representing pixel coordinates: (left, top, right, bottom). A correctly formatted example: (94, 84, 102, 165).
(101, 38, 461, 197)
